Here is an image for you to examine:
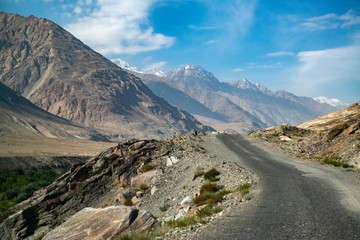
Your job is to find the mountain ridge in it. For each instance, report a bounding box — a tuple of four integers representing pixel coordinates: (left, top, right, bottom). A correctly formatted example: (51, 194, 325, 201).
(114, 60, 337, 133)
(0, 12, 213, 140)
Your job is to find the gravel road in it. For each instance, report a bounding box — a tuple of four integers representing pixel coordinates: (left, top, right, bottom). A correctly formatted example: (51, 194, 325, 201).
(194, 134, 360, 239)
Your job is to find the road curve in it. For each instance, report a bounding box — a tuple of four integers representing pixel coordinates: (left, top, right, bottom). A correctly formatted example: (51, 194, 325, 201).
(196, 134, 360, 240)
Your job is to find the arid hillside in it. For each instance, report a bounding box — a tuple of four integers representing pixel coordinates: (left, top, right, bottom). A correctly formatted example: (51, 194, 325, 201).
(250, 102, 360, 168)
(0, 12, 212, 140)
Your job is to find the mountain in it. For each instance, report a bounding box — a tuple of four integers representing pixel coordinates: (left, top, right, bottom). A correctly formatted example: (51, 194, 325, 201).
(313, 96, 349, 109)
(129, 71, 266, 133)
(0, 82, 108, 141)
(166, 65, 221, 92)
(130, 64, 336, 133)
(0, 12, 212, 140)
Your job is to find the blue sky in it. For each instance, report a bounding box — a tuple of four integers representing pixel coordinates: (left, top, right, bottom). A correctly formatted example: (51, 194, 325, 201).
(2, 0, 360, 104)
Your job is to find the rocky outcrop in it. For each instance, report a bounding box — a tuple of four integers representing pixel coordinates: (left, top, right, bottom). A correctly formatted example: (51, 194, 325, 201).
(250, 102, 360, 167)
(0, 132, 255, 239)
(42, 206, 157, 240)
(0, 139, 167, 239)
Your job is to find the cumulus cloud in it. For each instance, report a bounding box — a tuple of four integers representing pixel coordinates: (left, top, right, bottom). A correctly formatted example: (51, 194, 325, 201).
(303, 10, 360, 31)
(296, 45, 360, 83)
(288, 42, 360, 97)
(65, 0, 175, 55)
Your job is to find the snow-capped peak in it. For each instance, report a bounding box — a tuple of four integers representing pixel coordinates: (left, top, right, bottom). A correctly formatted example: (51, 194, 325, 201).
(112, 59, 142, 73)
(313, 96, 349, 109)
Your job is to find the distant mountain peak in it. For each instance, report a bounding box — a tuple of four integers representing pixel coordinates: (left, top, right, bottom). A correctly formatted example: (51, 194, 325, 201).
(166, 64, 220, 91)
(313, 96, 349, 109)
(228, 78, 272, 94)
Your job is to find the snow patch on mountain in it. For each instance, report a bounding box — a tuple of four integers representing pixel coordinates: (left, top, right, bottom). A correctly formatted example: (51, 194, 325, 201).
(229, 78, 272, 94)
(313, 96, 349, 108)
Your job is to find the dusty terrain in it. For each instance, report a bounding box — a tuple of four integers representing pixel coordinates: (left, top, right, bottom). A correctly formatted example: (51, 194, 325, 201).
(0, 132, 256, 239)
(250, 102, 360, 168)
(0, 133, 115, 171)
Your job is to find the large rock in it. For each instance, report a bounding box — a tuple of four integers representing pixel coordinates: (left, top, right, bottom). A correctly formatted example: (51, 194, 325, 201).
(43, 206, 157, 240)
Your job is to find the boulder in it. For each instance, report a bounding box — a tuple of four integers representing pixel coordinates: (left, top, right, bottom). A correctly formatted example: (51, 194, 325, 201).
(43, 206, 157, 240)
(166, 156, 179, 166)
(131, 169, 162, 188)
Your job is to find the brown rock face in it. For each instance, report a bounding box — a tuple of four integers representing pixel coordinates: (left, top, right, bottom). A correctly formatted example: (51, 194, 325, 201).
(0, 12, 213, 140)
(251, 102, 360, 167)
(42, 206, 157, 240)
(0, 139, 168, 239)
(0, 82, 108, 141)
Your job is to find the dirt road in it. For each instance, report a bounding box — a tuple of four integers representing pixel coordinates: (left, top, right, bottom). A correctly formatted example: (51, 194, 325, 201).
(195, 134, 360, 239)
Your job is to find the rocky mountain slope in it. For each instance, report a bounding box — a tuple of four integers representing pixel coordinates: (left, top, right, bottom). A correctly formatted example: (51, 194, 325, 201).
(119, 62, 336, 133)
(0, 132, 254, 239)
(0, 82, 108, 141)
(0, 12, 212, 140)
(250, 102, 360, 168)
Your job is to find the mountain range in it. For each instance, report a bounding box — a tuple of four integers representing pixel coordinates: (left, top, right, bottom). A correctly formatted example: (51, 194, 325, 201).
(0, 81, 108, 141)
(116, 63, 337, 133)
(0, 12, 212, 141)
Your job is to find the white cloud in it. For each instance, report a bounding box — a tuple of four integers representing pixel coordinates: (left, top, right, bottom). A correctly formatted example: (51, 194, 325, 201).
(266, 51, 295, 57)
(248, 62, 282, 69)
(188, 25, 216, 30)
(65, 0, 175, 55)
(143, 61, 167, 72)
(303, 10, 360, 31)
(289, 43, 360, 97)
(296, 45, 360, 82)
(205, 39, 220, 44)
(233, 68, 244, 72)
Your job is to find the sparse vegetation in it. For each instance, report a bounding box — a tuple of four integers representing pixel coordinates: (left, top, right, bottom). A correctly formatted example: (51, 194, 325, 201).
(0, 168, 61, 213)
(200, 183, 221, 194)
(179, 147, 184, 151)
(204, 168, 220, 182)
(165, 216, 198, 228)
(139, 184, 148, 191)
(211, 205, 224, 214)
(142, 164, 154, 172)
(168, 139, 174, 146)
(237, 183, 252, 196)
(193, 189, 232, 206)
(323, 157, 351, 168)
(123, 197, 133, 206)
(142, 164, 155, 172)
(159, 204, 168, 212)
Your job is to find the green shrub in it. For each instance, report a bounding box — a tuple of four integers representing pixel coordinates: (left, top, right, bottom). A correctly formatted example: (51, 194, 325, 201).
(200, 183, 221, 194)
(237, 183, 252, 196)
(193, 189, 232, 206)
(204, 168, 220, 182)
(165, 216, 198, 228)
(323, 158, 351, 168)
(139, 184, 148, 191)
(179, 147, 184, 151)
(211, 205, 224, 214)
(197, 206, 212, 218)
(0, 168, 61, 213)
(142, 164, 154, 172)
(124, 197, 133, 206)
(159, 205, 168, 212)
